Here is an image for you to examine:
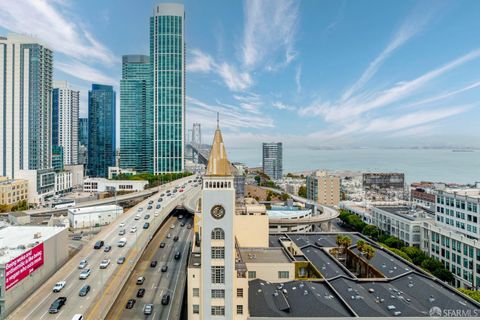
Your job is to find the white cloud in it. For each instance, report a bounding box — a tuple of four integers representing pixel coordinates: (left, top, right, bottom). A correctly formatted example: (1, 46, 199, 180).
(56, 60, 117, 85)
(272, 102, 295, 111)
(187, 49, 214, 72)
(242, 0, 299, 69)
(295, 65, 302, 93)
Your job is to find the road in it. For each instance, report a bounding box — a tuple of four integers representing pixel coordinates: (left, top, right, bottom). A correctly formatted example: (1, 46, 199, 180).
(106, 213, 192, 320)
(7, 176, 201, 320)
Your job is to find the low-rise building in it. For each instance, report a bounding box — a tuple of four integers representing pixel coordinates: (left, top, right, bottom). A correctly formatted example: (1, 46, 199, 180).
(363, 172, 406, 201)
(0, 226, 68, 319)
(16, 169, 56, 205)
(0, 177, 28, 206)
(306, 170, 340, 206)
(54, 171, 73, 195)
(107, 166, 136, 179)
(64, 164, 84, 189)
(7, 212, 30, 225)
(67, 205, 123, 229)
(339, 201, 373, 224)
(83, 178, 147, 193)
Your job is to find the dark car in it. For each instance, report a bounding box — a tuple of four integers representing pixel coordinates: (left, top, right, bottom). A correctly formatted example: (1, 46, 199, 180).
(161, 294, 170, 305)
(143, 222, 150, 229)
(126, 299, 136, 309)
(180, 222, 185, 227)
(156, 204, 161, 209)
(147, 205, 152, 210)
(159, 242, 166, 248)
(93, 240, 104, 249)
(148, 200, 153, 205)
(158, 197, 163, 202)
(173, 235, 179, 242)
(136, 288, 145, 298)
(104, 245, 111, 252)
(174, 252, 181, 260)
(187, 224, 192, 229)
(49, 297, 67, 313)
(79, 284, 90, 297)
(150, 260, 157, 268)
(161, 265, 168, 272)
(144, 214, 150, 220)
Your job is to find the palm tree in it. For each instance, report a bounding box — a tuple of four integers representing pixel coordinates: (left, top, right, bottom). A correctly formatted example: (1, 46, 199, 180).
(356, 240, 366, 252)
(363, 244, 376, 277)
(335, 235, 343, 259)
(342, 236, 352, 258)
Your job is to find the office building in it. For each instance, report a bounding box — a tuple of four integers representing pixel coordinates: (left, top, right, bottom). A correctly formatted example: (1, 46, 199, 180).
(54, 171, 72, 195)
(87, 84, 116, 178)
(0, 177, 28, 206)
(0, 34, 54, 203)
(262, 142, 283, 180)
(120, 54, 152, 173)
(52, 81, 79, 165)
(150, 3, 186, 173)
(306, 170, 340, 206)
(52, 145, 64, 172)
(79, 118, 88, 147)
(0, 226, 68, 319)
(362, 172, 406, 201)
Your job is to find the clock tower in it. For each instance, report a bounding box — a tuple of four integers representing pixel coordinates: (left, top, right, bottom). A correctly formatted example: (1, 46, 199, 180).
(200, 124, 236, 318)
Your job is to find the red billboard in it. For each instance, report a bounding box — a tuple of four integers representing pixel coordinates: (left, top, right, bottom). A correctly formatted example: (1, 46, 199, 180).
(5, 243, 44, 291)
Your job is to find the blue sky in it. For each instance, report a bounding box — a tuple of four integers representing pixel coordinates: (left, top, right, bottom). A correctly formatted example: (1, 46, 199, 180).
(1, 0, 480, 150)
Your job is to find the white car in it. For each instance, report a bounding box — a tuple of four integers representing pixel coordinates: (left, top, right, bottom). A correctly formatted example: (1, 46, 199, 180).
(53, 281, 66, 292)
(99, 259, 111, 269)
(79, 269, 91, 280)
(134, 214, 141, 220)
(130, 226, 137, 233)
(119, 222, 125, 228)
(170, 224, 175, 229)
(78, 259, 88, 269)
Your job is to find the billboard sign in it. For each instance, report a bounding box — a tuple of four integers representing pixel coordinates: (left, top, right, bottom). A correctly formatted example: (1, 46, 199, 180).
(5, 243, 44, 291)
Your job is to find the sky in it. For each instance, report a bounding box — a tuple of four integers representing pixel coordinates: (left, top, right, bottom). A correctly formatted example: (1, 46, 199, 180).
(1, 0, 480, 151)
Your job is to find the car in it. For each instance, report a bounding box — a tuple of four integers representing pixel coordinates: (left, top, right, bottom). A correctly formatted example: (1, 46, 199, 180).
(166, 233, 171, 238)
(188, 180, 192, 183)
(130, 226, 137, 233)
(119, 222, 125, 228)
(160, 193, 165, 197)
(79, 268, 91, 280)
(144, 214, 150, 220)
(117, 237, 127, 247)
(138, 207, 143, 212)
(136, 288, 145, 298)
(78, 259, 88, 269)
(126, 299, 136, 309)
(134, 214, 141, 220)
(179, 189, 184, 192)
(161, 265, 168, 272)
(147, 205, 153, 210)
(99, 259, 110, 269)
(79, 284, 90, 297)
(72, 234, 82, 240)
(117, 256, 126, 264)
(167, 193, 171, 197)
(143, 222, 150, 229)
(187, 224, 192, 229)
(174, 252, 181, 260)
(72, 314, 84, 320)
(104, 245, 112, 252)
(179, 215, 184, 219)
(156, 204, 161, 209)
(154, 212, 159, 217)
(159, 242, 166, 248)
(144, 304, 153, 315)
(158, 197, 163, 202)
(49, 297, 67, 313)
(53, 281, 66, 292)
(180, 222, 185, 227)
(170, 224, 175, 229)
(94, 240, 104, 249)
(166, 189, 171, 193)
(136, 276, 145, 285)
(161, 294, 170, 305)
(173, 235, 179, 242)
(148, 200, 153, 205)
(118, 229, 126, 236)
(150, 260, 157, 268)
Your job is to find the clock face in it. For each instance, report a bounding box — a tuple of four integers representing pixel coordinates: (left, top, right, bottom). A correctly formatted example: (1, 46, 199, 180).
(211, 205, 226, 219)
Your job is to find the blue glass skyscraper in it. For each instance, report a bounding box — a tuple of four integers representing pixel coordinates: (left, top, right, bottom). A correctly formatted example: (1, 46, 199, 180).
(150, 3, 185, 173)
(87, 84, 116, 178)
(120, 55, 152, 172)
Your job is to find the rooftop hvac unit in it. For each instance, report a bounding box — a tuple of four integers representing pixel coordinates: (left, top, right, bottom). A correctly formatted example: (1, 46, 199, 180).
(33, 232, 42, 239)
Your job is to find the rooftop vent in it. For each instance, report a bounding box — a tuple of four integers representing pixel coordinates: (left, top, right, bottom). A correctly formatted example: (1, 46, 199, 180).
(33, 232, 42, 239)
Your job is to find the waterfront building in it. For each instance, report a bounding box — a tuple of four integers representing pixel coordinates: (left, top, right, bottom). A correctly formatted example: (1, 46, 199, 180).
(150, 3, 186, 173)
(306, 170, 340, 206)
(52, 81, 79, 165)
(0, 34, 55, 203)
(87, 84, 116, 178)
(120, 55, 152, 172)
(262, 142, 283, 180)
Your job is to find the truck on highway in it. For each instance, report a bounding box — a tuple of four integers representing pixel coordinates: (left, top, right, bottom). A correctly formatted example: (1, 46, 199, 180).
(117, 237, 127, 247)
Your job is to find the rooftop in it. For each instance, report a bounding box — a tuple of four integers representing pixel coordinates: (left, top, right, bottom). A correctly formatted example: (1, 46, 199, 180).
(375, 206, 432, 221)
(442, 187, 480, 199)
(68, 205, 122, 215)
(0, 226, 65, 264)
(240, 247, 291, 264)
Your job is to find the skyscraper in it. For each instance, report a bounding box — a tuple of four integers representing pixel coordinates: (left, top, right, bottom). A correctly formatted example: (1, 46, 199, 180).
(79, 118, 88, 147)
(52, 81, 79, 165)
(120, 54, 152, 172)
(150, 3, 185, 173)
(262, 142, 283, 180)
(0, 33, 53, 178)
(87, 84, 116, 178)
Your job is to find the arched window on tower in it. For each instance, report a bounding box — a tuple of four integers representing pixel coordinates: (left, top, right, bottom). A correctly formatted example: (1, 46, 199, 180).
(211, 228, 225, 240)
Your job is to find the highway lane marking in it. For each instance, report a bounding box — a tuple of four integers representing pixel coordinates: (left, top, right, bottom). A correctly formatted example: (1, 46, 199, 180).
(39, 311, 48, 320)
(55, 310, 64, 320)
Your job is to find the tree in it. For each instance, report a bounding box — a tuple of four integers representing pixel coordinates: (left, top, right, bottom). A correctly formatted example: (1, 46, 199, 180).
(433, 268, 454, 283)
(401, 246, 428, 265)
(298, 185, 307, 198)
(254, 175, 261, 184)
(384, 236, 404, 249)
(421, 257, 444, 272)
(363, 244, 376, 276)
(459, 289, 480, 303)
(356, 240, 366, 252)
(280, 193, 289, 201)
(362, 225, 380, 238)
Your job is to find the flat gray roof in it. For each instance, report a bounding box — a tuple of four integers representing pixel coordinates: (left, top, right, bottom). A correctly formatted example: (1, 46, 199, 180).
(240, 247, 291, 264)
(302, 246, 349, 279)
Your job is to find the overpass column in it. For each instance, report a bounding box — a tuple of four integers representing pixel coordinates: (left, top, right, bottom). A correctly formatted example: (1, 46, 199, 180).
(327, 221, 332, 232)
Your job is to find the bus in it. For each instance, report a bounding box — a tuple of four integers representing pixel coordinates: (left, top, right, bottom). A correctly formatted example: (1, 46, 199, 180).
(52, 199, 76, 209)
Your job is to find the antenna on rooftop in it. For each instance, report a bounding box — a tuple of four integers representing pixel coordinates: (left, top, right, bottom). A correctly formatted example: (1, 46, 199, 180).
(216, 112, 220, 129)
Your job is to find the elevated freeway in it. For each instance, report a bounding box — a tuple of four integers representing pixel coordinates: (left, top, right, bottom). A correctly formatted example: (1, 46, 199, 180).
(7, 177, 201, 320)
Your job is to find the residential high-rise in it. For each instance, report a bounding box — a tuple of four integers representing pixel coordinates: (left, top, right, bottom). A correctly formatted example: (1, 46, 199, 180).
(150, 3, 185, 173)
(0, 33, 53, 178)
(120, 54, 152, 172)
(87, 84, 116, 178)
(306, 170, 341, 206)
(79, 118, 88, 147)
(262, 142, 283, 180)
(52, 81, 79, 165)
